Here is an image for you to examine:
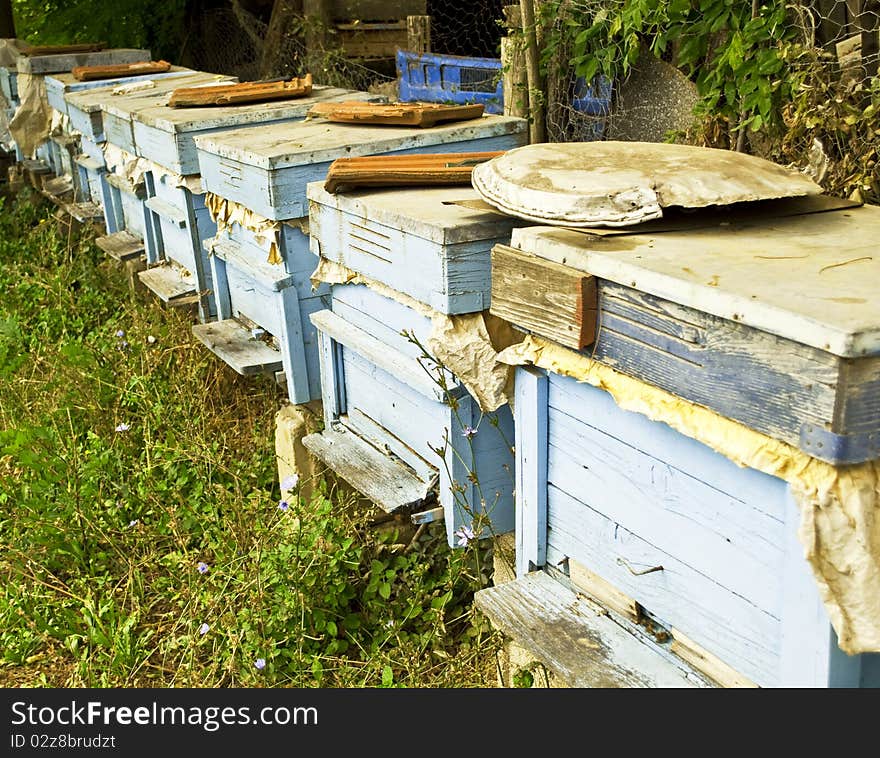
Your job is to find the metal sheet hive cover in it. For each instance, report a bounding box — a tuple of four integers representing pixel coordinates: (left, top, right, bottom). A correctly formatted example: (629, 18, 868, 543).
(470, 141, 824, 227)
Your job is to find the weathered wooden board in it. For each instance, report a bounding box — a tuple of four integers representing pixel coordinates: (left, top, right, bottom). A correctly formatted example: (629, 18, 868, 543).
(302, 427, 434, 513)
(474, 571, 701, 688)
(490, 243, 597, 350)
(511, 206, 880, 358)
(138, 263, 196, 302)
(17, 48, 150, 75)
(95, 230, 145, 261)
(322, 150, 501, 192)
(196, 115, 527, 220)
(191, 319, 283, 375)
(307, 100, 484, 127)
(72, 60, 171, 82)
(330, 0, 426, 21)
(168, 74, 312, 107)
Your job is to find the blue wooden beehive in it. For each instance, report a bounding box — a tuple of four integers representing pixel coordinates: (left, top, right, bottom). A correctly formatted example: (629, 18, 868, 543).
(191, 113, 527, 403)
(307, 183, 530, 314)
(303, 182, 531, 542)
(45, 66, 192, 205)
(397, 50, 503, 114)
(475, 207, 880, 687)
(16, 47, 151, 173)
(74, 72, 236, 263)
(306, 283, 517, 546)
(126, 85, 379, 323)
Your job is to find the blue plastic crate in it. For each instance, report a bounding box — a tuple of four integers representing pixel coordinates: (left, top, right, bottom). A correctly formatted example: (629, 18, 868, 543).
(397, 50, 503, 114)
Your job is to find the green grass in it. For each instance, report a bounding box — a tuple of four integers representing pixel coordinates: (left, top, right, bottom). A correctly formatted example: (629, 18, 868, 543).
(0, 187, 503, 688)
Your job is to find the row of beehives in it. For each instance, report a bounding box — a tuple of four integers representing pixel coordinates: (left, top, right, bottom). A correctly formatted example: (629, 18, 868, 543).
(3, 41, 879, 690)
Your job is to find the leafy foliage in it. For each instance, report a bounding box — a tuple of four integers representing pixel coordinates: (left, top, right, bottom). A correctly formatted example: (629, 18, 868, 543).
(11, 0, 189, 62)
(538, 0, 879, 202)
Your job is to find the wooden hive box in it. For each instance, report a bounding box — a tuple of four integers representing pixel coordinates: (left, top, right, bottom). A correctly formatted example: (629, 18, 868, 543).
(497, 200, 880, 465)
(127, 86, 380, 323)
(191, 113, 527, 403)
(303, 283, 516, 546)
(76, 72, 237, 262)
(45, 66, 194, 208)
(307, 183, 530, 315)
(475, 362, 880, 687)
(194, 113, 527, 220)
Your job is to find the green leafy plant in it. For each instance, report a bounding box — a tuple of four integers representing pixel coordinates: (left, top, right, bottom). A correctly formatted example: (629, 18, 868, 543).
(0, 189, 499, 688)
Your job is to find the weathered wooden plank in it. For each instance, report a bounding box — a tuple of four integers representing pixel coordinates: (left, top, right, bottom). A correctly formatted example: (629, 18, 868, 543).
(582, 282, 843, 461)
(342, 349, 447, 467)
(330, 0, 426, 21)
(568, 558, 641, 623)
(329, 283, 436, 362)
(210, 239, 294, 292)
(192, 319, 283, 375)
(548, 372, 787, 535)
(144, 195, 187, 228)
(346, 407, 437, 486)
(63, 201, 103, 223)
(72, 60, 171, 82)
(308, 100, 484, 127)
(491, 243, 597, 350)
(514, 365, 548, 577)
(323, 151, 502, 192)
(168, 74, 313, 108)
(548, 412, 785, 615)
(474, 571, 701, 688)
(95, 230, 145, 261)
(137, 263, 196, 302)
(670, 628, 759, 688)
(302, 427, 434, 513)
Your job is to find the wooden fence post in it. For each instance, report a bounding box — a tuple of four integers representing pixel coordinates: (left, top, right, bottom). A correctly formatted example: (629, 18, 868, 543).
(502, 5, 528, 119)
(519, 0, 546, 143)
(406, 15, 431, 53)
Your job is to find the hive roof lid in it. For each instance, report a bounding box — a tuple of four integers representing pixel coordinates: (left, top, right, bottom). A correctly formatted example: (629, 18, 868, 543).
(471, 141, 823, 227)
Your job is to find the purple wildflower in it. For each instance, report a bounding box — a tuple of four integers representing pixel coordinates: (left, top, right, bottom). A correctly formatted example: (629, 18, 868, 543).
(197, 561, 209, 574)
(198, 623, 210, 636)
(115, 422, 130, 433)
(254, 658, 266, 670)
(461, 425, 478, 439)
(281, 474, 299, 491)
(278, 500, 290, 512)
(455, 524, 476, 548)
(115, 329, 125, 338)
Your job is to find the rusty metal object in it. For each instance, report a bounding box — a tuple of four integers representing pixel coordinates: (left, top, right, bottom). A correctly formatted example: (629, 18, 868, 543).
(20, 42, 107, 56)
